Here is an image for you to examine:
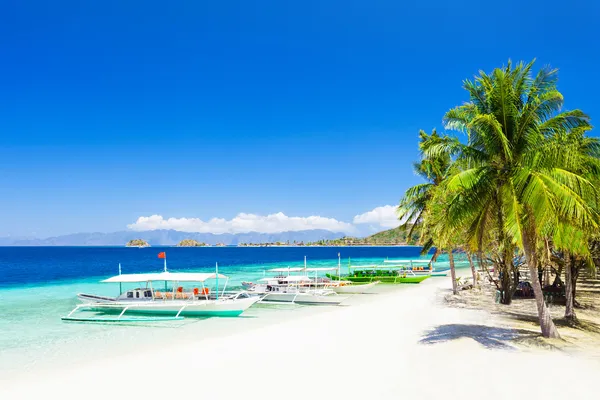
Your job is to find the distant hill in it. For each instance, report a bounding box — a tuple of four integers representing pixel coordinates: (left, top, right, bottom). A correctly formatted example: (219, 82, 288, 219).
(365, 226, 420, 245)
(303, 226, 422, 246)
(0, 229, 345, 246)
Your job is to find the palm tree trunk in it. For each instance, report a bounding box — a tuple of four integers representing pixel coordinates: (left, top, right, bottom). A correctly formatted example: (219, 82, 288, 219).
(565, 253, 576, 321)
(448, 250, 457, 295)
(466, 252, 477, 286)
(431, 247, 442, 262)
(522, 232, 560, 338)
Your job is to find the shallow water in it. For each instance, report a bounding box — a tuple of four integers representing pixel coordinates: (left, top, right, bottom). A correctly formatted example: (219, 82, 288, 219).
(0, 246, 469, 378)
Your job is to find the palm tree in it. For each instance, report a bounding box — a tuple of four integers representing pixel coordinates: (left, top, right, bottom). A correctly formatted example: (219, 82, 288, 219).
(546, 127, 600, 320)
(398, 129, 452, 252)
(425, 178, 466, 294)
(398, 129, 459, 292)
(436, 60, 595, 338)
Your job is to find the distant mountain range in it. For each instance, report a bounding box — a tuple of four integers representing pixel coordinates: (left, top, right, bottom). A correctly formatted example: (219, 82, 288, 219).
(0, 229, 346, 246)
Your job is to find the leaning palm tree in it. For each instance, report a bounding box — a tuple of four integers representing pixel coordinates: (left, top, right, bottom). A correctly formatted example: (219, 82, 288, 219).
(434, 60, 595, 338)
(424, 178, 467, 294)
(398, 129, 461, 293)
(397, 129, 452, 254)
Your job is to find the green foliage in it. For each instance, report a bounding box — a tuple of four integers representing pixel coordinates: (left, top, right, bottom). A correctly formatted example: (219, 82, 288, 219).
(437, 59, 596, 257)
(401, 59, 599, 336)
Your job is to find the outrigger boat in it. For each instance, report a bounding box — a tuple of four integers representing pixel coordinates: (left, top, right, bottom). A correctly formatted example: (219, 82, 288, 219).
(323, 253, 381, 293)
(325, 280, 380, 294)
(382, 259, 450, 277)
(62, 262, 259, 322)
(244, 255, 382, 295)
(326, 263, 431, 284)
(247, 267, 348, 305)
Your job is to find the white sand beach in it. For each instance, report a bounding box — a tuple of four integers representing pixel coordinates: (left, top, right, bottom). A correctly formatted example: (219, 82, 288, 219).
(2, 273, 599, 400)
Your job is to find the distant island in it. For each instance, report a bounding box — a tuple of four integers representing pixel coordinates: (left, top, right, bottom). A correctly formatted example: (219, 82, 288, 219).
(0, 228, 418, 247)
(238, 226, 421, 247)
(0, 229, 345, 246)
(176, 239, 208, 247)
(126, 239, 150, 247)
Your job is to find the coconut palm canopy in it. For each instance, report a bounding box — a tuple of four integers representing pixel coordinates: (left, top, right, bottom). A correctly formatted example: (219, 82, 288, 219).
(397, 129, 452, 251)
(398, 59, 599, 338)
(439, 61, 595, 251)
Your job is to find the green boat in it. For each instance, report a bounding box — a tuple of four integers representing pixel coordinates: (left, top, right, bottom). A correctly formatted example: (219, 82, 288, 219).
(326, 264, 431, 284)
(326, 273, 429, 284)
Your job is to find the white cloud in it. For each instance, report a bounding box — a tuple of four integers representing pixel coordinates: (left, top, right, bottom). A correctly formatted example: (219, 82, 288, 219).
(127, 212, 357, 234)
(128, 206, 401, 236)
(352, 205, 400, 228)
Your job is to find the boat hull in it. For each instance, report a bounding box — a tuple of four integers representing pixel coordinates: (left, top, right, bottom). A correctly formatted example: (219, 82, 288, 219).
(80, 296, 259, 317)
(331, 281, 380, 294)
(259, 292, 347, 305)
(326, 274, 430, 284)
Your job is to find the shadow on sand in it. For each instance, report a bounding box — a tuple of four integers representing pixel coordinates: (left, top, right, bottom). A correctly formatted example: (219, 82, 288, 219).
(502, 311, 600, 335)
(419, 324, 538, 350)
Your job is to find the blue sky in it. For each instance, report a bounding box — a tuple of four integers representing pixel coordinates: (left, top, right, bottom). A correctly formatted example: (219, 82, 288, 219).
(1, 1, 599, 237)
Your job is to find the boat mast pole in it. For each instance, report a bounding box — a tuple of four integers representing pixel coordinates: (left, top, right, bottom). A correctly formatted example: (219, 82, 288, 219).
(215, 262, 219, 300)
(338, 253, 341, 283)
(118, 263, 122, 294)
(304, 255, 310, 288)
(164, 252, 168, 292)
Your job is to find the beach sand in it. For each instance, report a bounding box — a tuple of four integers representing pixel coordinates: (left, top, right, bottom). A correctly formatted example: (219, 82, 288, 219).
(2, 273, 599, 400)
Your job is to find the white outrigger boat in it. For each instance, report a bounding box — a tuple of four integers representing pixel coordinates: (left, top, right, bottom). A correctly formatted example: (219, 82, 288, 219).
(246, 265, 348, 305)
(326, 280, 380, 294)
(63, 264, 259, 322)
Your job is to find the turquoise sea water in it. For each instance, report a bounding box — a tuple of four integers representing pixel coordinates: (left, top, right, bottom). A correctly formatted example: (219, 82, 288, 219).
(0, 246, 469, 378)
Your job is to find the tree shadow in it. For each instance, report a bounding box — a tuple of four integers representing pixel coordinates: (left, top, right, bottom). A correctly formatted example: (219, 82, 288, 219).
(501, 311, 600, 334)
(569, 319, 600, 334)
(419, 324, 538, 350)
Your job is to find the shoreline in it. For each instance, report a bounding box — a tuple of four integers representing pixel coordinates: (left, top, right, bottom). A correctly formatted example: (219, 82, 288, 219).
(3, 271, 599, 399)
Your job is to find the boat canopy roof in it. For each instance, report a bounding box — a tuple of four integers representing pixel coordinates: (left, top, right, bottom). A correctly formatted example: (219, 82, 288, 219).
(267, 267, 338, 273)
(305, 267, 338, 272)
(268, 267, 305, 272)
(350, 264, 425, 269)
(259, 275, 311, 282)
(102, 272, 229, 283)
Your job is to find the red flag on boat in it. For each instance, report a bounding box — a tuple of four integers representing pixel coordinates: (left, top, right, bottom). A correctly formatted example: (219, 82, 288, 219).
(158, 252, 166, 259)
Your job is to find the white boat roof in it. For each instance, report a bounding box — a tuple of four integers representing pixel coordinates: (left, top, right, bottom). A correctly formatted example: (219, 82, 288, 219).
(102, 272, 228, 283)
(350, 265, 416, 269)
(259, 275, 311, 282)
(305, 267, 338, 272)
(267, 267, 305, 272)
